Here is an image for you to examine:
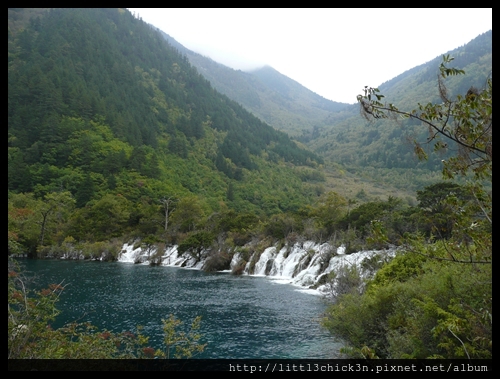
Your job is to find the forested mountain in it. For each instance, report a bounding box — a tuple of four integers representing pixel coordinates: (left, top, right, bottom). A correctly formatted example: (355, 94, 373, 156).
(307, 30, 492, 191)
(8, 8, 492, 242)
(161, 31, 350, 137)
(8, 8, 324, 213)
(162, 28, 491, 194)
(8, 9, 492, 360)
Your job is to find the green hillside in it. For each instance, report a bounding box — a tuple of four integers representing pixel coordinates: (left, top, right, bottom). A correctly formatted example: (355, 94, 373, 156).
(8, 8, 323, 204)
(308, 30, 492, 193)
(8, 8, 331, 255)
(161, 27, 491, 197)
(8, 9, 491, 360)
(161, 32, 350, 137)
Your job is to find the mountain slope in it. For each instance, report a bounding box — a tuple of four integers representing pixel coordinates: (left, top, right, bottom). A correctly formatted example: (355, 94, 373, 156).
(161, 28, 491, 195)
(306, 30, 492, 192)
(8, 8, 325, 219)
(161, 32, 350, 137)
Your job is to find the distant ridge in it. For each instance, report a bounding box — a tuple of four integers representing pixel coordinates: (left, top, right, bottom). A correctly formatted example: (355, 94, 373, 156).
(161, 31, 350, 137)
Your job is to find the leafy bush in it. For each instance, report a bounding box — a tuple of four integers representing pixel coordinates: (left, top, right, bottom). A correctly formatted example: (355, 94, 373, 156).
(323, 56, 492, 358)
(323, 263, 363, 302)
(8, 259, 206, 359)
(322, 247, 491, 358)
(177, 231, 214, 260)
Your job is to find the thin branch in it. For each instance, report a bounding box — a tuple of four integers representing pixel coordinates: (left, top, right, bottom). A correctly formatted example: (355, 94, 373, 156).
(405, 244, 491, 265)
(448, 327, 471, 360)
(370, 104, 489, 157)
(470, 189, 492, 224)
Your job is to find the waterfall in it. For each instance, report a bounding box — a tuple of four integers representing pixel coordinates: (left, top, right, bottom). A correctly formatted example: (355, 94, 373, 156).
(118, 241, 397, 294)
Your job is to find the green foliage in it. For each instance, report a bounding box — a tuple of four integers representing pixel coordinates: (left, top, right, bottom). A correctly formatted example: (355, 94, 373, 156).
(64, 239, 124, 261)
(307, 191, 348, 234)
(358, 55, 491, 182)
(9, 261, 62, 358)
(155, 314, 206, 359)
(8, 191, 76, 257)
(322, 55, 492, 359)
(8, 259, 206, 359)
(169, 196, 208, 234)
(174, 46, 350, 138)
(8, 193, 40, 255)
(8, 7, 328, 257)
(365, 220, 390, 249)
(261, 213, 300, 241)
(322, 288, 391, 356)
(323, 254, 491, 358)
(306, 31, 491, 196)
(177, 231, 215, 260)
(323, 263, 363, 302)
(72, 194, 131, 241)
(340, 197, 406, 243)
(6, 10, 492, 359)
(9, 259, 142, 359)
(415, 182, 471, 240)
(367, 251, 427, 290)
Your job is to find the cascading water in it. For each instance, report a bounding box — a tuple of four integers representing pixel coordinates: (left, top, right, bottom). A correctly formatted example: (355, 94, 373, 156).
(118, 241, 397, 295)
(25, 241, 396, 358)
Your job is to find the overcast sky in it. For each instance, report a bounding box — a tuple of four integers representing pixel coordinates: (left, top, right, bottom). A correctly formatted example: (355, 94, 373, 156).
(128, 8, 492, 104)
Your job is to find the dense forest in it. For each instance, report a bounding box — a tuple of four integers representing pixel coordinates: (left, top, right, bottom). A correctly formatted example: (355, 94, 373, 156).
(8, 8, 328, 254)
(178, 28, 491, 194)
(307, 31, 492, 192)
(8, 8, 491, 360)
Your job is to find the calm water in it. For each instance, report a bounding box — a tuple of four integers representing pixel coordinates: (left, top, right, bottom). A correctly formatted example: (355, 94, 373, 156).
(18, 259, 343, 359)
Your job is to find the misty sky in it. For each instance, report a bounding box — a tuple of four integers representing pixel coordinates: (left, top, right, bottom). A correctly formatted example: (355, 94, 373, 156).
(128, 8, 492, 104)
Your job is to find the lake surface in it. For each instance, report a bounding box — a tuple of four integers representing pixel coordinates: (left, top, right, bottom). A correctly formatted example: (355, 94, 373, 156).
(18, 259, 344, 359)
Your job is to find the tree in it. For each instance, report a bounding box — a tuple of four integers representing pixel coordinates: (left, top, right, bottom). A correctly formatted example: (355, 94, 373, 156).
(159, 196, 177, 236)
(75, 193, 131, 241)
(311, 191, 348, 235)
(75, 172, 96, 207)
(35, 191, 75, 253)
(8, 193, 40, 255)
(358, 55, 491, 182)
(155, 314, 206, 359)
(357, 55, 491, 264)
(323, 263, 364, 303)
(177, 231, 214, 261)
(169, 196, 206, 233)
(415, 182, 469, 240)
(321, 56, 492, 359)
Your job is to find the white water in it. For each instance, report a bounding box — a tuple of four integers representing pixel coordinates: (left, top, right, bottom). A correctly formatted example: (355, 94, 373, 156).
(118, 241, 397, 296)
